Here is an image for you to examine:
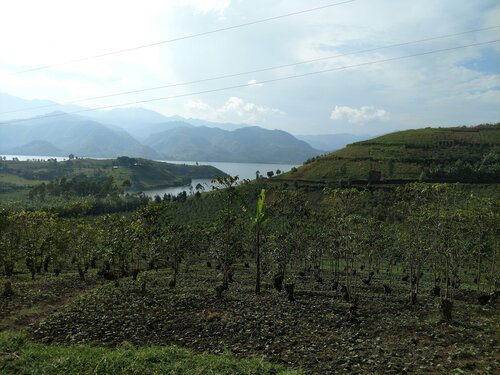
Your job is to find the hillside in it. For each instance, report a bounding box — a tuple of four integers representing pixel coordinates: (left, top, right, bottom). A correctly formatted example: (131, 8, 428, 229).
(0, 156, 227, 193)
(84, 109, 192, 141)
(282, 124, 500, 183)
(146, 126, 321, 163)
(4, 140, 63, 156)
(0, 112, 159, 159)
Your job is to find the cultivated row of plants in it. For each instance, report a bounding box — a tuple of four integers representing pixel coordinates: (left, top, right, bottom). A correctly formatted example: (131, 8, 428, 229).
(0, 179, 498, 322)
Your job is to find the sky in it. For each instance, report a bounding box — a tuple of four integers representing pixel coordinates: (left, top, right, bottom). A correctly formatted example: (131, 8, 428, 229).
(0, 0, 499, 135)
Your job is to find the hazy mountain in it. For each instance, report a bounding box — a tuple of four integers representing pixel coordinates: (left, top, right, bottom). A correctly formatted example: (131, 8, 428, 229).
(0, 112, 159, 159)
(1, 93, 320, 163)
(84, 109, 202, 140)
(86, 109, 247, 138)
(146, 126, 321, 163)
(103, 120, 195, 142)
(173, 117, 247, 131)
(295, 133, 374, 152)
(85, 107, 170, 125)
(4, 140, 63, 156)
(0, 92, 85, 122)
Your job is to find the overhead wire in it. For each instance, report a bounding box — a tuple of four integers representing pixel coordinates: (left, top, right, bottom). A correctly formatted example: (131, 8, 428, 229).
(1, 39, 498, 125)
(1, 26, 498, 117)
(5, 0, 357, 76)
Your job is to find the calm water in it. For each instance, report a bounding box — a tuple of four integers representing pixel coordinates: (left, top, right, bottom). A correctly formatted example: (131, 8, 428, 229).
(143, 160, 297, 198)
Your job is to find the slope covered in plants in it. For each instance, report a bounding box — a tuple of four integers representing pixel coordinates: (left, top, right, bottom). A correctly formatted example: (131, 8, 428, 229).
(283, 123, 500, 183)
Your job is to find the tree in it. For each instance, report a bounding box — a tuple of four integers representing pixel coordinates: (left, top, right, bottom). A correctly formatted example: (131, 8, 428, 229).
(0, 210, 20, 277)
(267, 189, 309, 298)
(267, 171, 274, 179)
(122, 179, 132, 191)
(424, 183, 465, 321)
(395, 184, 433, 304)
(70, 221, 95, 280)
(466, 195, 497, 292)
(211, 176, 244, 295)
(326, 188, 365, 301)
(17, 211, 53, 280)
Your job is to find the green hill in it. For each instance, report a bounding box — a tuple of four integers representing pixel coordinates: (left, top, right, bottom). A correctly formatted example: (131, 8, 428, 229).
(0, 156, 227, 194)
(281, 123, 500, 183)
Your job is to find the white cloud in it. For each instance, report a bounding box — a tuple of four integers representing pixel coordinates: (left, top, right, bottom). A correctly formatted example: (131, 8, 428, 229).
(185, 97, 284, 123)
(186, 100, 212, 111)
(247, 79, 263, 87)
(0, 0, 498, 135)
(330, 105, 389, 124)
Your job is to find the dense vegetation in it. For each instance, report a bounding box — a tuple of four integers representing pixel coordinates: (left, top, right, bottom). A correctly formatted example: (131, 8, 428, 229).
(286, 123, 500, 183)
(0, 176, 498, 374)
(0, 124, 498, 374)
(0, 332, 298, 375)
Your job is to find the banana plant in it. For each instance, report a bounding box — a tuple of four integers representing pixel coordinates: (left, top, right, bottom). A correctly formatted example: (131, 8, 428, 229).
(254, 188, 269, 294)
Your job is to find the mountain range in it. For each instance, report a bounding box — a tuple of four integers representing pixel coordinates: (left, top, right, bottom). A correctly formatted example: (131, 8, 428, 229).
(0, 110, 159, 159)
(145, 126, 318, 163)
(0, 93, 371, 163)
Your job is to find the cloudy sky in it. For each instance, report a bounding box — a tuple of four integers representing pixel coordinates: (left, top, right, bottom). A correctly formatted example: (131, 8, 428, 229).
(0, 0, 499, 135)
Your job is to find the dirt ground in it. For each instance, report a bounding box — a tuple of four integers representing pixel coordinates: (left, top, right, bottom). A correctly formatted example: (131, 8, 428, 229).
(6, 263, 495, 374)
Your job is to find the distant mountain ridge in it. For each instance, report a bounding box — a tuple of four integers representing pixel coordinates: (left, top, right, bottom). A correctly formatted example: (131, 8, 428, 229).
(0, 93, 85, 121)
(0, 111, 159, 159)
(0, 92, 324, 163)
(145, 126, 320, 163)
(4, 140, 63, 156)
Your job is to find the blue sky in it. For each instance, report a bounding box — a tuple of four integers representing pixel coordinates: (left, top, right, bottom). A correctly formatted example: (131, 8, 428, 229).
(0, 0, 498, 135)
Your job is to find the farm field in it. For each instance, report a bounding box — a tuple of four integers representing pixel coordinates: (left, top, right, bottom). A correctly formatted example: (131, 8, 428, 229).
(0, 262, 498, 374)
(1, 0, 499, 371)
(1, 177, 499, 374)
(1, 125, 499, 374)
(284, 124, 500, 183)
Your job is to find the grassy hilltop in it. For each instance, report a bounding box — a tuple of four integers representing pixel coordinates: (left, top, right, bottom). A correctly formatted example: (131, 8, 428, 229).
(282, 123, 500, 183)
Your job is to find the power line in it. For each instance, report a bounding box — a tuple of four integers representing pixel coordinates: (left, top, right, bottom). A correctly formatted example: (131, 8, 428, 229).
(5, 0, 357, 76)
(2, 25, 497, 117)
(1, 39, 497, 125)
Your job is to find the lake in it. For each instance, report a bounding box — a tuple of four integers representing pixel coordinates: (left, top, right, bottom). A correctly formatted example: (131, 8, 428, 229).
(142, 160, 298, 198)
(0, 154, 297, 198)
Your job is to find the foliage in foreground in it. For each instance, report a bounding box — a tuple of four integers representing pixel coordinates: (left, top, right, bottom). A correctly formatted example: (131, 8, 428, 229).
(0, 332, 300, 375)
